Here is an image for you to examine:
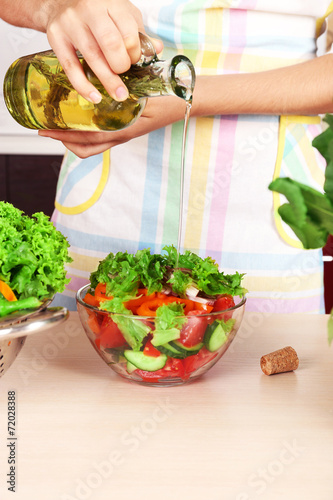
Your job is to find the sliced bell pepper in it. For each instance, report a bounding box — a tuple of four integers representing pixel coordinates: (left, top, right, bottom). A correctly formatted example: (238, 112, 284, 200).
(136, 293, 195, 316)
(83, 292, 100, 308)
(192, 301, 214, 313)
(94, 283, 113, 304)
(124, 289, 156, 314)
(0, 280, 17, 302)
(136, 298, 168, 316)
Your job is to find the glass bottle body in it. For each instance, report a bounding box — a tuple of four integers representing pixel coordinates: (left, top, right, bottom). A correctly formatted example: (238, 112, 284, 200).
(3, 45, 195, 131)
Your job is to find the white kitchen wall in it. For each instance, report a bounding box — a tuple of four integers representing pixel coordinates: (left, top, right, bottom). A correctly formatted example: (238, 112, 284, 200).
(0, 20, 65, 154)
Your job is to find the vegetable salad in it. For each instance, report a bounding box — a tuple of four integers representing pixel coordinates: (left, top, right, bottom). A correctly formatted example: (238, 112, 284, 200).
(81, 246, 247, 382)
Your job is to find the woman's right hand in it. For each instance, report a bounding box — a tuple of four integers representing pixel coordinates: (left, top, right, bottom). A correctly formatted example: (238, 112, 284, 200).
(39, 0, 163, 103)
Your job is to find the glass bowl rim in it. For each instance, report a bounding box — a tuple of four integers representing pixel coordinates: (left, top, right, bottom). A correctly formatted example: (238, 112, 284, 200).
(76, 283, 247, 320)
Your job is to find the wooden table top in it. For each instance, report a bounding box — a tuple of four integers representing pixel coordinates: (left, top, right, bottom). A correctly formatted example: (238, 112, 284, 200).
(0, 311, 332, 500)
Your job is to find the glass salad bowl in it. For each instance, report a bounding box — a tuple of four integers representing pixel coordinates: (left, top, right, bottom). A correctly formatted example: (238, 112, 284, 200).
(76, 284, 246, 387)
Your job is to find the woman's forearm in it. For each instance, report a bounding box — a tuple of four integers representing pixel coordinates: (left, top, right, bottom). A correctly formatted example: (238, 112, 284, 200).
(0, 0, 50, 31)
(191, 54, 333, 117)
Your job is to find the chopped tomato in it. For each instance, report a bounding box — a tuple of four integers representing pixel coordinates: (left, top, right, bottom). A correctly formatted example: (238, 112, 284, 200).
(178, 310, 209, 347)
(87, 313, 102, 335)
(97, 316, 126, 348)
(183, 347, 219, 377)
(162, 358, 185, 379)
(212, 295, 235, 321)
(135, 357, 185, 382)
(143, 340, 162, 357)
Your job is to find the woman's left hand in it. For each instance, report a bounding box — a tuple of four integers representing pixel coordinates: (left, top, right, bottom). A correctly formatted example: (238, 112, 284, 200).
(38, 95, 187, 158)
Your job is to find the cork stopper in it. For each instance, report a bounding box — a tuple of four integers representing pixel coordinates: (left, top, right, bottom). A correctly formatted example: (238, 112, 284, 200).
(260, 346, 299, 376)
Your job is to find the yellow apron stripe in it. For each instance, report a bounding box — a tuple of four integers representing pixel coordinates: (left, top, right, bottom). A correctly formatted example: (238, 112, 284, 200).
(272, 115, 321, 249)
(67, 251, 102, 272)
(243, 272, 323, 293)
(316, 1, 333, 38)
(184, 117, 214, 249)
(55, 150, 110, 215)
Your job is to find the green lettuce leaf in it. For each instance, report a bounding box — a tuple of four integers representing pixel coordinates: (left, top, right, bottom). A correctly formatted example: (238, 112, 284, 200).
(164, 247, 246, 296)
(90, 245, 247, 299)
(0, 202, 72, 300)
(90, 248, 165, 298)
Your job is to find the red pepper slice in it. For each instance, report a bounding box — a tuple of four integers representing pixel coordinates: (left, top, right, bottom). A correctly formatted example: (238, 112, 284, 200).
(136, 293, 194, 316)
(83, 292, 100, 308)
(94, 283, 113, 304)
(124, 290, 156, 314)
(0, 280, 17, 302)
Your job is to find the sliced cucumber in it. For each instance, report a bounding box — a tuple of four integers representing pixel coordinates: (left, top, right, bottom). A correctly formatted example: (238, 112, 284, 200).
(126, 361, 138, 374)
(156, 342, 187, 359)
(124, 350, 167, 371)
(170, 340, 203, 357)
(151, 327, 180, 347)
(204, 319, 235, 352)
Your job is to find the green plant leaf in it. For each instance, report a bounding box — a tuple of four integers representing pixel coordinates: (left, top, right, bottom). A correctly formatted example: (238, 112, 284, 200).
(268, 177, 332, 248)
(269, 114, 333, 249)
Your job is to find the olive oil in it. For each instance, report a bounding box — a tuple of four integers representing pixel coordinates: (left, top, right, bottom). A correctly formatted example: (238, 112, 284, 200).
(4, 49, 195, 131)
(176, 100, 192, 265)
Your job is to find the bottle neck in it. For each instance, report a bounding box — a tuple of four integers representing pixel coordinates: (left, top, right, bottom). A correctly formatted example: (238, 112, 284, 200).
(122, 55, 195, 102)
(168, 55, 196, 102)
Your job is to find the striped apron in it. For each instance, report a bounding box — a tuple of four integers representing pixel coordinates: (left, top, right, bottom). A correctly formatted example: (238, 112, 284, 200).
(52, 0, 333, 313)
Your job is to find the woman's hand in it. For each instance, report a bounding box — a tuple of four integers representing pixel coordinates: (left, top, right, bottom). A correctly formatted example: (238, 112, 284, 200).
(38, 95, 187, 157)
(43, 0, 163, 103)
(1, 0, 163, 102)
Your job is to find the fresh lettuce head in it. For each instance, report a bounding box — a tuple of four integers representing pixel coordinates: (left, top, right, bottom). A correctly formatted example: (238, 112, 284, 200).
(90, 245, 246, 299)
(0, 201, 72, 300)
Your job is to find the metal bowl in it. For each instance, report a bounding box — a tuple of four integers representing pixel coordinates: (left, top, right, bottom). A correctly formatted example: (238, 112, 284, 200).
(0, 301, 68, 377)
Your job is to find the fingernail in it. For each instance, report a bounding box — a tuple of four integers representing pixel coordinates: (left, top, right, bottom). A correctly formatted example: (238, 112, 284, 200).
(89, 91, 102, 104)
(115, 86, 128, 101)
